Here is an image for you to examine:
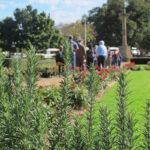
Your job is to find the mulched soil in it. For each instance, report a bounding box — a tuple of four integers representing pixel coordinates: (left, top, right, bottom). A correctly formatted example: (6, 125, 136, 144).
(36, 76, 63, 87)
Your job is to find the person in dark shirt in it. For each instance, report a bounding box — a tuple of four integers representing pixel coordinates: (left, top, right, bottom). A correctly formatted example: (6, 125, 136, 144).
(56, 46, 64, 75)
(76, 40, 86, 70)
(86, 44, 93, 69)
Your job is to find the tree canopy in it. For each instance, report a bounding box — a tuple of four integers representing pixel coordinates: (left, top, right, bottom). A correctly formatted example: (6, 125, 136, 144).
(0, 5, 62, 52)
(60, 20, 96, 44)
(87, 0, 150, 50)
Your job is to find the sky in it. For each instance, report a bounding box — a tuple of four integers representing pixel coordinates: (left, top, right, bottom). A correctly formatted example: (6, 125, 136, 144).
(0, 0, 107, 25)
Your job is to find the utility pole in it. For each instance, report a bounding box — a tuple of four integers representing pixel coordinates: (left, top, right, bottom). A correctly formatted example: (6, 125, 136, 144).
(122, 1, 128, 47)
(84, 17, 87, 47)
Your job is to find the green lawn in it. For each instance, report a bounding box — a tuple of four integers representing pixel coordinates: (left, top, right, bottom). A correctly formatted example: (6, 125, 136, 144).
(20, 58, 56, 70)
(37, 58, 56, 69)
(92, 71, 150, 130)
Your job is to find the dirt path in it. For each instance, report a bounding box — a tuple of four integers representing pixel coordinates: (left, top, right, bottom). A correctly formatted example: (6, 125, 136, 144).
(37, 76, 63, 87)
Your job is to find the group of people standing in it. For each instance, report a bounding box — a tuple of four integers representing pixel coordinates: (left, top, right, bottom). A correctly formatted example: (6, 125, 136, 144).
(56, 37, 122, 74)
(91, 41, 122, 69)
(86, 40, 122, 69)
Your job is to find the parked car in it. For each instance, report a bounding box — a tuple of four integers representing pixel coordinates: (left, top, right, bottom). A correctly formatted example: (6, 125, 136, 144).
(109, 47, 119, 52)
(46, 48, 59, 58)
(12, 52, 22, 58)
(36, 48, 59, 59)
(131, 47, 141, 56)
(2, 51, 9, 57)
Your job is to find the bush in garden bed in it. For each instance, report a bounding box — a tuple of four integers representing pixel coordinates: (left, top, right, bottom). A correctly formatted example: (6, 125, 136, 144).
(144, 65, 150, 70)
(39, 86, 61, 106)
(70, 83, 89, 109)
(39, 67, 54, 78)
(39, 82, 89, 109)
(130, 65, 144, 71)
(39, 64, 122, 110)
(124, 62, 136, 69)
(130, 65, 150, 71)
(1, 67, 14, 77)
(0, 46, 48, 149)
(38, 66, 65, 78)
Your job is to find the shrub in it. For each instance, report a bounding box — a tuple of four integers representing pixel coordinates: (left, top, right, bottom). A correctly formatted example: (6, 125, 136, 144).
(0, 45, 48, 149)
(115, 71, 137, 150)
(40, 86, 60, 105)
(69, 119, 86, 150)
(142, 100, 150, 149)
(70, 83, 88, 109)
(48, 40, 72, 149)
(144, 65, 150, 70)
(95, 106, 114, 149)
(39, 67, 52, 78)
(130, 65, 150, 71)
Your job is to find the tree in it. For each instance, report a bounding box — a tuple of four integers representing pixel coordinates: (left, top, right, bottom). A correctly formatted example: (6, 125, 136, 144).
(60, 20, 96, 44)
(0, 5, 62, 52)
(87, 0, 150, 50)
(88, 3, 122, 46)
(0, 17, 18, 51)
(127, 0, 150, 49)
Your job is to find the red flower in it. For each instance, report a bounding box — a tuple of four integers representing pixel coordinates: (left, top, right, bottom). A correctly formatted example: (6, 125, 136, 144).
(102, 74, 107, 80)
(98, 70, 104, 76)
(69, 66, 73, 71)
(105, 68, 109, 73)
(95, 66, 100, 71)
(124, 62, 136, 68)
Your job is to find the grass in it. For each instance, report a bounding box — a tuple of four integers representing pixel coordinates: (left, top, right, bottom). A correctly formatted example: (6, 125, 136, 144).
(76, 71, 150, 146)
(91, 71, 150, 131)
(37, 58, 56, 70)
(20, 58, 56, 70)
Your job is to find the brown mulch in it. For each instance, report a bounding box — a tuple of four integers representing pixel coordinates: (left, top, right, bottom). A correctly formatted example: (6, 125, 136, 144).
(36, 76, 63, 87)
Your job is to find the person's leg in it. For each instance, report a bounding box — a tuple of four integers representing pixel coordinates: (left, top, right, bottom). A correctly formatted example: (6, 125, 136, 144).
(99, 56, 102, 69)
(72, 51, 76, 74)
(104, 56, 107, 68)
(118, 60, 120, 68)
(79, 58, 82, 69)
(101, 56, 105, 68)
(98, 56, 100, 68)
(58, 65, 61, 75)
(115, 59, 117, 67)
(109, 57, 112, 67)
(94, 60, 96, 66)
(99, 56, 104, 69)
(87, 57, 90, 70)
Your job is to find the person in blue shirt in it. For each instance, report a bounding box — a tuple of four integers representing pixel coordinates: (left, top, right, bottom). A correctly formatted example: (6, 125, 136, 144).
(69, 36, 79, 73)
(96, 40, 108, 68)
